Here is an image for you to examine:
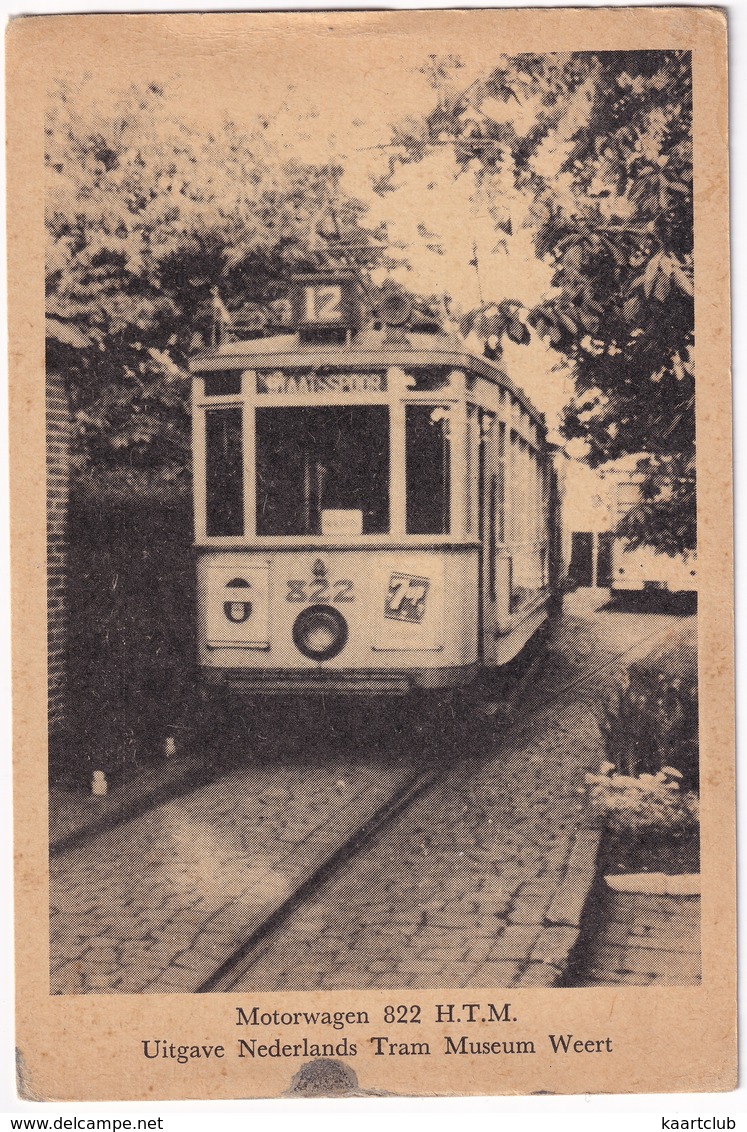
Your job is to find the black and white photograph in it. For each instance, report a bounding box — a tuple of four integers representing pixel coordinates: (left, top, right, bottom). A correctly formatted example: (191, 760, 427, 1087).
(8, 6, 735, 1101)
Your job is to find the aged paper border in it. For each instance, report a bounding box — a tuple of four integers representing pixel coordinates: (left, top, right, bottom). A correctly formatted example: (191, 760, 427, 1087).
(7, 6, 736, 1101)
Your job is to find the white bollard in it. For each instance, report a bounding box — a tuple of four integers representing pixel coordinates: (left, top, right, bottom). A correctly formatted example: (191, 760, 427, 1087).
(91, 770, 108, 796)
(165, 736, 176, 758)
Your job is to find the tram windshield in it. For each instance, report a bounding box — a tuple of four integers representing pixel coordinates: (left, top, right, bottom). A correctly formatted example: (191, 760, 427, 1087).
(405, 404, 450, 535)
(256, 406, 390, 536)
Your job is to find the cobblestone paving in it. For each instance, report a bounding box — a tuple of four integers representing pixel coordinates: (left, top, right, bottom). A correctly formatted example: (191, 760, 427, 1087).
(224, 705, 599, 992)
(50, 731, 418, 994)
(573, 889, 701, 986)
(50, 593, 695, 995)
(224, 596, 695, 992)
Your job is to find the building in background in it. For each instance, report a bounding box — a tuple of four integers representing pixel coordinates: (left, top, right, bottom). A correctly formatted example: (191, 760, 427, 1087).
(561, 457, 624, 589)
(561, 455, 697, 596)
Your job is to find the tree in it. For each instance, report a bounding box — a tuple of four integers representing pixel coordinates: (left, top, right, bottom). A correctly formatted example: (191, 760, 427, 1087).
(380, 52, 695, 552)
(46, 80, 386, 475)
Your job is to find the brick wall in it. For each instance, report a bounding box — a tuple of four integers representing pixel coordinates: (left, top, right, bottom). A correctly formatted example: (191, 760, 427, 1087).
(46, 369, 71, 736)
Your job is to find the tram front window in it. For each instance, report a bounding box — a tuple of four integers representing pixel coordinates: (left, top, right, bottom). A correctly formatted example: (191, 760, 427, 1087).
(256, 406, 390, 536)
(406, 404, 451, 534)
(205, 407, 244, 536)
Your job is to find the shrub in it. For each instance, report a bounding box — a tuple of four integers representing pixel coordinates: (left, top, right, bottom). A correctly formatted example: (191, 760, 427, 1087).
(586, 762, 699, 836)
(53, 469, 197, 787)
(600, 661, 699, 791)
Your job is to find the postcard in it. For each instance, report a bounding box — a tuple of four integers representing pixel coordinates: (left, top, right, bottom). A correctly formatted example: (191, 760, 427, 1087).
(8, 7, 735, 1100)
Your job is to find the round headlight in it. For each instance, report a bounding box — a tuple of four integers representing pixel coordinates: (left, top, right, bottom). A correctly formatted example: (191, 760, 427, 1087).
(292, 605, 348, 661)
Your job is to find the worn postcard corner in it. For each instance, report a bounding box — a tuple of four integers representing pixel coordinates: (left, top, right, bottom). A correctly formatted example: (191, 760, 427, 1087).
(7, 6, 736, 1102)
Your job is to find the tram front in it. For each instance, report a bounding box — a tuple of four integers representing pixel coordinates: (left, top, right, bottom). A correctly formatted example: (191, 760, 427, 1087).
(191, 272, 484, 696)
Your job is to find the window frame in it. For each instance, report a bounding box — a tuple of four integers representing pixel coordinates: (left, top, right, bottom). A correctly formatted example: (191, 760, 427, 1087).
(203, 404, 245, 538)
(192, 362, 544, 546)
(403, 400, 456, 537)
(253, 403, 392, 538)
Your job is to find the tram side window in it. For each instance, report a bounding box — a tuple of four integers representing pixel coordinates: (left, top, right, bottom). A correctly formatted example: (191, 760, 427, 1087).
(255, 406, 390, 536)
(405, 404, 450, 535)
(205, 408, 244, 536)
(510, 443, 546, 611)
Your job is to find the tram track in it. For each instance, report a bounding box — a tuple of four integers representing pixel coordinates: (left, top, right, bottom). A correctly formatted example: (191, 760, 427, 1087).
(50, 614, 678, 997)
(196, 762, 440, 992)
(193, 618, 674, 994)
(51, 613, 669, 860)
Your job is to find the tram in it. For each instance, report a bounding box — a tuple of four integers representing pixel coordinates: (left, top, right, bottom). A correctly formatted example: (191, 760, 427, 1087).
(190, 272, 562, 696)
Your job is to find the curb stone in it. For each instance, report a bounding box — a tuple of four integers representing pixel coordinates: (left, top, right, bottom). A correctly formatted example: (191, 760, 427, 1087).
(545, 827, 603, 929)
(518, 824, 604, 986)
(604, 872, 700, 896)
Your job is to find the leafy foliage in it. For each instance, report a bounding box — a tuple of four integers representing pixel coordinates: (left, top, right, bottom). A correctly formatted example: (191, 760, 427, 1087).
(46, 80, 386, 471)
(585, 763, 698, 837)
(600, 660, 699, 790)
(58, 474, 195, 786)
(614, 454, 696, 557)
(383, 52, 695, 551)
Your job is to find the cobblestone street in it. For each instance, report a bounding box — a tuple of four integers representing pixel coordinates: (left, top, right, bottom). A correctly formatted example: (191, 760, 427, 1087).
(224, 593, 696, 992)
(49, 592, 697, 995)
(50, 741, 419, 994)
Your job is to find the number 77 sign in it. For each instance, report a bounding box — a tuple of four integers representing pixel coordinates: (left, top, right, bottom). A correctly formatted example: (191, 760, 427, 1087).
(384, 573, 430, 623)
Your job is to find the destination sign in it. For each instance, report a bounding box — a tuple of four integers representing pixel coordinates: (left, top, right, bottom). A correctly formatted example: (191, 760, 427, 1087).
(256, 370, 387, 395)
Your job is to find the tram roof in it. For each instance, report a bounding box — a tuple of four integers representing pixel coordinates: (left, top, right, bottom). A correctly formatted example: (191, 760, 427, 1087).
(190, 328, 545, 428)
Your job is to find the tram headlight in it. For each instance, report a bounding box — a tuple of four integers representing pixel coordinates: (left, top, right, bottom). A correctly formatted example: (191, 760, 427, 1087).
(292, 605, 348, 662)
